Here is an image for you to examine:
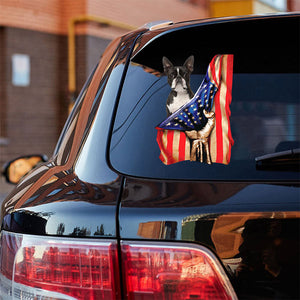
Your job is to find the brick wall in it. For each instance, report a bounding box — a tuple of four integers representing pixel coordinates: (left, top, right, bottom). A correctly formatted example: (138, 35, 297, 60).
(0, 28, 66, 162)
(0, 26, 113, 165)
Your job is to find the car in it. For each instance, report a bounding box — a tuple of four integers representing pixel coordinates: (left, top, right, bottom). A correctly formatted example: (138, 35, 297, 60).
(1, 13, 299, 300)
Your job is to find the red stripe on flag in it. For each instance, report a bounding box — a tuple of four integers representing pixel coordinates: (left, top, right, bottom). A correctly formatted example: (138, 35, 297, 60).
(225, 55, 234, 163)
(156, 128, 165, 163)
(214, 93, 223, 163)
(166, 130, 175, 164)
(214, 56, 224, 163)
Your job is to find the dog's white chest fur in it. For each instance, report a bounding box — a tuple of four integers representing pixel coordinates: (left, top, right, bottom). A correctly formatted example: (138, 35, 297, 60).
(167, 90, 191, 114)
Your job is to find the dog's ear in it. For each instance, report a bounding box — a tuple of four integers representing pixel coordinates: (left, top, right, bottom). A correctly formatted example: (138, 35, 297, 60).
(184, 55, 194, 73)
(162, 56, 173, 73)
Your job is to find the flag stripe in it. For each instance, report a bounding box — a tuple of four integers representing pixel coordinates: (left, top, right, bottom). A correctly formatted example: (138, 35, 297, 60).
(157, 129, 167, 164)
(220, 55, 228, 164)
(179, 131, 187, 161)
(208, 55, 222, 88)
(210, 56, 218, 85)
(173, 131, 180, 162)
(210, 54, 234, 165)
(222, 55, 230, 164)
(215, 85, 224, 163)
(220, 67, 228, 164)
(225, 55, 234, 164)
(156, 129, 190, 165)
(215, 55, 221, 86)
(185, 133, 190, 160)
(214, 55, 224, 164)
(167, 130, 175, 164)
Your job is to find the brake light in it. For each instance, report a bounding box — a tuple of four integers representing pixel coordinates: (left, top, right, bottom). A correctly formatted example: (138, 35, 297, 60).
(121, 241, 237, 300)
(0, 231, 121, 300)
(0, 231, 236, 300)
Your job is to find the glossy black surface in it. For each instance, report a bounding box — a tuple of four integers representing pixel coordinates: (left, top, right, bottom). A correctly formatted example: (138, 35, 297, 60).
(120, 178, 300, 299)
(2, 170, 121, 237)
(120, 179, 300, 241)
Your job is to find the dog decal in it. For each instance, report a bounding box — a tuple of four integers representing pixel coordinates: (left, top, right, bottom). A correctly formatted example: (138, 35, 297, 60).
(156, 54, 234, 165)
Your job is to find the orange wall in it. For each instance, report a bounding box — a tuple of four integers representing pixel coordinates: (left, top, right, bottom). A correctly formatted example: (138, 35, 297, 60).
(210, 0, 252, 17)
(0, 0, 65, 34)
(0, 0, 208, 38)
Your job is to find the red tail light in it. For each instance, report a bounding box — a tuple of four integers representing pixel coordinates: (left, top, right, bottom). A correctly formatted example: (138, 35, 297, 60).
(121, 241, 237, 300)
(0, 231, 236, 299)
(0, 231, 121, 299)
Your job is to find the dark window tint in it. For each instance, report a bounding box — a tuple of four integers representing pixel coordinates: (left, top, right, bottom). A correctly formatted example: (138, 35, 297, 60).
(109, 16, 300, 180)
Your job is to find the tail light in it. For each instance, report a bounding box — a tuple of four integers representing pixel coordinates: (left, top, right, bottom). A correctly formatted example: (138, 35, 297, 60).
(0, 231, 237, 300)
(0, 231, 121, 299)
(121, 241, 237, 300)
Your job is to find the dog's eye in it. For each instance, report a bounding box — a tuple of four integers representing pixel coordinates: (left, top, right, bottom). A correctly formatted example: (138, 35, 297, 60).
(181, 71, 187, 77)
(171, 71, 177, 78)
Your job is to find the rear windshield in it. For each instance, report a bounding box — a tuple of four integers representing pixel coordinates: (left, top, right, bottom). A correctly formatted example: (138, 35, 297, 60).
(109, 16, 300, 180)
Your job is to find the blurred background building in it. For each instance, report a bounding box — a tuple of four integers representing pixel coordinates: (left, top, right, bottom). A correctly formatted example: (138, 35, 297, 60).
(0, 0, 298, 170)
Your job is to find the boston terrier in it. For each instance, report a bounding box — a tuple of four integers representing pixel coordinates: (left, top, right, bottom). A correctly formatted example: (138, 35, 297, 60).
(162, 55, 194, 116)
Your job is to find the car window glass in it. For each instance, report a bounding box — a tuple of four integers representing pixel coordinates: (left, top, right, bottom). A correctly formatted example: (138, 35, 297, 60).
(109, 17, 299, 180)
(53, 66, 96, 156)
(53, 37, 123, 165)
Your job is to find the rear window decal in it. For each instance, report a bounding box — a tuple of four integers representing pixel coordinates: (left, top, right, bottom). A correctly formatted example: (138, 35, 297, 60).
(156, 54, 234, 165)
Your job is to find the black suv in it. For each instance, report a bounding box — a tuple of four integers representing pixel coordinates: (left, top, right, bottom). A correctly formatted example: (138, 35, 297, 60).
(1, 14, 299, 300)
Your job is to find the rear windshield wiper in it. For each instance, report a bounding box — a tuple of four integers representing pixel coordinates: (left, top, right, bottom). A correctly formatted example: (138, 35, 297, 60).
(255, 148, 300, 171)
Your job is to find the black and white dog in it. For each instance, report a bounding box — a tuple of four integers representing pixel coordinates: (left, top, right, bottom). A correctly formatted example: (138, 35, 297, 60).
(162, 55, 194, 116)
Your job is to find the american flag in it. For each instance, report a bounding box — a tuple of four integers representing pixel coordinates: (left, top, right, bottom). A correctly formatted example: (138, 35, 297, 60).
(156, 54, 234, 165)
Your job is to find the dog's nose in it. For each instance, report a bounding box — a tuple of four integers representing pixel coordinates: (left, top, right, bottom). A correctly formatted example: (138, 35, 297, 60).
(176, 76, 183, 84)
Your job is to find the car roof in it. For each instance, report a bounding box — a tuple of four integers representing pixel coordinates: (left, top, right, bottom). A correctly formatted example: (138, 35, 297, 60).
(132, 12, 299, 58)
